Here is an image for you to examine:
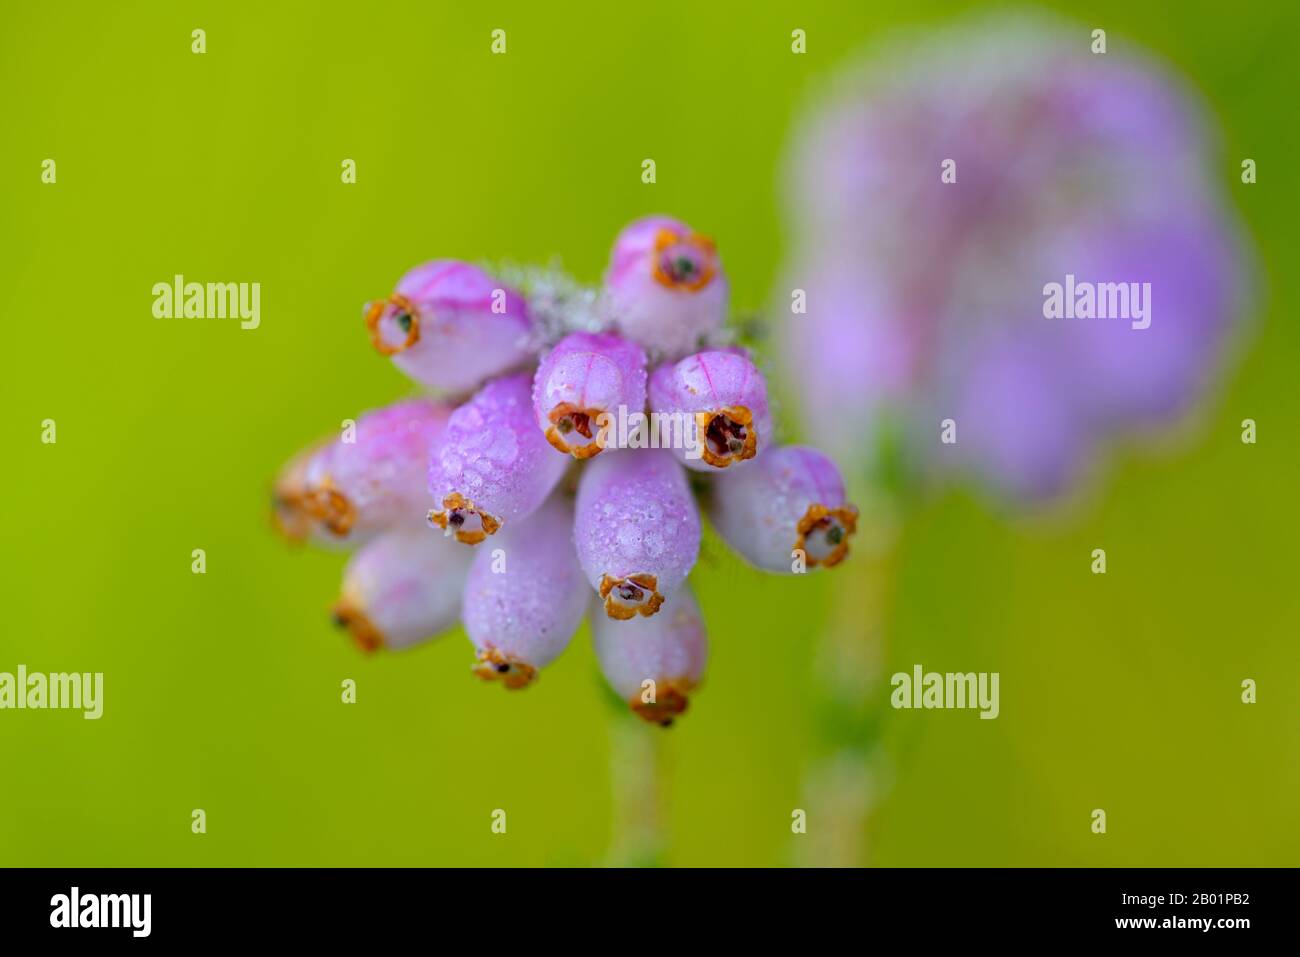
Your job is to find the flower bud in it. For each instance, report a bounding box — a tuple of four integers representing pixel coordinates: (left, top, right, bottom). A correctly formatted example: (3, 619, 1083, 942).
(601, 216, 728, 359)
(591, 587, 708, 725)
(364, 260, 532, 393)
(573, 449, 700, 620)
(427, 371, 568, 545)
(331, 528, 470, 652)
(648, 349, 773, 471)
(708, 444, 858, 572)
(532, 331, 648, 459)
(462, 496, 587, 690)
(293, 399, 450, 545)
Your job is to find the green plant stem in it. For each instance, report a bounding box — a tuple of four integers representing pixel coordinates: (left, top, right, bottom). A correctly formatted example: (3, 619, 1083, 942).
(794, 553, 892, 867)
(604, 712, 670, 867)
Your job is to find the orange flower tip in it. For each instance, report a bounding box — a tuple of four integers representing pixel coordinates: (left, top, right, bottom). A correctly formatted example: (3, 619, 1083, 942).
(472, 648, 538, 690)
(270, 490, 311, 543)
(302, 482, 357, 537)
(545, 404, 606, 459)
(599, 573, 665, 620)
(651, 228, 718, 292)
(696, 406, 757, 468)
(331, 600, 384, 653)
(365, 292, 420, 356)
(630, 681, 693, 725)
(795, 503, 860, 568)
(428, 493, 500, 545)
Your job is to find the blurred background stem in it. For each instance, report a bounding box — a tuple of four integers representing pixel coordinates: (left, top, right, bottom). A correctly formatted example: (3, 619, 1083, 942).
(604, 711, 670, 867)
(794, 540, 895, 866)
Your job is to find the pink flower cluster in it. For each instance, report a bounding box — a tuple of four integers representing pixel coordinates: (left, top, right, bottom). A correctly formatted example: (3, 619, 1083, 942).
(274, 217, 857, 724)
(779, 15, 1250, 501)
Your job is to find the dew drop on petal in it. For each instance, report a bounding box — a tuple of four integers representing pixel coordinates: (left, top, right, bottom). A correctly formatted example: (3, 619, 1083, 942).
(486, 430, 519, 464)
(616, 524, 642, 557)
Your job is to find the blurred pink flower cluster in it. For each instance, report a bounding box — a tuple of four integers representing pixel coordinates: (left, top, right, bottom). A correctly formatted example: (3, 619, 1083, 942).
(780, 15, 1251, 501)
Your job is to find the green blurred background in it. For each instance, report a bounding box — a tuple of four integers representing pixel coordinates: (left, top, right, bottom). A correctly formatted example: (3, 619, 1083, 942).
(2, 0, 1296, 866)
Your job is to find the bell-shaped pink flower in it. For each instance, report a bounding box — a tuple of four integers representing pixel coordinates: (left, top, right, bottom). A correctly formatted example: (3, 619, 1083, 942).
(600, 216, 728, 359)
(365, 260, 532, 393)
(532, 331, 647, 459)
(461, 496, 587, 690)
(427, 371, 568, 545)
(282, 399, 450, 546)
(591, 587, 708, 726)
(574, 449, 700, 620)
(648, 349, 773, 471)
(331, 528, 470, 652)
(709, 445, 858, 572)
